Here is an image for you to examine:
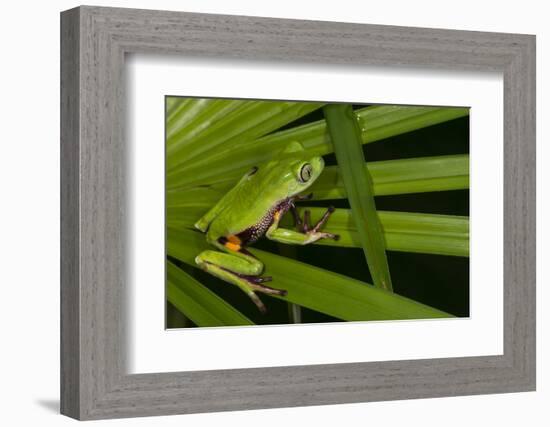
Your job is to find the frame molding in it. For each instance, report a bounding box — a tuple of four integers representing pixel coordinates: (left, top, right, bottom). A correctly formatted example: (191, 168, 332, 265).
(60, 6, 536, 420)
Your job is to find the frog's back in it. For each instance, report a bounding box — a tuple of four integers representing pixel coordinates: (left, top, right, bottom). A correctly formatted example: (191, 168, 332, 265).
(207, 178, 278, 241)
(202, 152, 305, 243)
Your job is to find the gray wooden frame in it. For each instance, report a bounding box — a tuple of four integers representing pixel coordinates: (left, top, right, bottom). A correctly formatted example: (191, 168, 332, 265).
(60, 5, 536, 420)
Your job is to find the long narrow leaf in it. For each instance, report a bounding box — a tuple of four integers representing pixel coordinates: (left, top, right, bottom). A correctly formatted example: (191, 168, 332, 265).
(324, 104, 393, 291)
(167, 98, 218, 141)
(309, 154, 469, 199)
(166, 208, 469, 257)
(165, 172, 469, 257)
(166, 154, 469, 206)
(166, 187, 223, 208)
(166, 97, 187, 119)
(167, 105, 469, 189)
(167, 223, 468, 258)
(167, 98, 245, 151)
(167, 228, 452, 321)
(277, 208, 469, 257)
(358, 106, 470, 143)
(167, 100, 325, 172)
(169, 206, 470, 240)
(167, 261, 254, 327)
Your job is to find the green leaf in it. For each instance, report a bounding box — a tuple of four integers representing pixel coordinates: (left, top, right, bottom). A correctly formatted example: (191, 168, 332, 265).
(167, 105, 469, 189)
(167, 260, 254, 327)
(167, 98, 245, 151)
(164, 100, 469, 326)
(167, 228, 452, 321)
(166, 97, 187, 119)
(278, 208, 469, 257)
(357, 105, 470, 143)
(166, 186, 224, 208)
(165, 200, 469, 257)
(166, 99, 325, 173)
(324, 104, 393, 291)
(309, 154, 469, 199)
(166, 154, 469, 208)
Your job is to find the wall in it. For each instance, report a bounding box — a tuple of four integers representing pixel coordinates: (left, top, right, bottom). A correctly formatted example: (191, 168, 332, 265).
(0, 0, 546, 425)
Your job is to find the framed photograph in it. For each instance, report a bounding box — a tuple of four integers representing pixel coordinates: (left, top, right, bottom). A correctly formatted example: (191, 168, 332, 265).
(60, 5, 535, 420)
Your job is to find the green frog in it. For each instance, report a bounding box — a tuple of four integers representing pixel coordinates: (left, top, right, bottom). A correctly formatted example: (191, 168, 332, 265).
(194, 141, 338, 313)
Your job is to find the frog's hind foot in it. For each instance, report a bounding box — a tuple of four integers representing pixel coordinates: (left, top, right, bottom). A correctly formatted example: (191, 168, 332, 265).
(232, 272, 287, 313)
(245, 284, 288, 315)
(195, 251, 286, 313)
(251, 281, 287, 297)
(236, 273, 287, 297)
(247, 292, 267, 314)
(236, 272, 273, 284)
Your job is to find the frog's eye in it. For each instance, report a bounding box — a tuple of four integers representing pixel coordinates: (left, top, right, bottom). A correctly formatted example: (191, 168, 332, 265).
(299, 163, 313, 182)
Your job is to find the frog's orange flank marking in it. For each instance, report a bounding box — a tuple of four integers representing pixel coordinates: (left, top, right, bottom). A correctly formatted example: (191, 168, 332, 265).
(227, 235, 241, 244)
(225, 235, 242, 251)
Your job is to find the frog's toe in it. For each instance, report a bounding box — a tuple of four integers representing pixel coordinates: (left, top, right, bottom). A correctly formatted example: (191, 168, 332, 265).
(237, 273, 272, 284)
(322, 230, 339, 240)
(251, 282, 287, 297)
(319, 232, 340, 240)
(311, 206, 336, 233)
(320, 232, 340, 241)
(254, 275, 273, 283)
(247, 292, 267, 314)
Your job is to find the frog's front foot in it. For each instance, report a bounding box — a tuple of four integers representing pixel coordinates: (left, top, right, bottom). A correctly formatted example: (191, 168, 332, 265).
(293, 206, 340, 241)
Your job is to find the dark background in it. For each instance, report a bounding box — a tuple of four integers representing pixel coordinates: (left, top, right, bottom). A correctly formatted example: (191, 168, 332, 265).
(168, 104, 469, 328)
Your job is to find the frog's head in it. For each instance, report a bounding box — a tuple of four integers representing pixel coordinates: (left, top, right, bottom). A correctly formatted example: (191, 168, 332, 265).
(285, 153, 324, 197)
(267, 141, 325, 198)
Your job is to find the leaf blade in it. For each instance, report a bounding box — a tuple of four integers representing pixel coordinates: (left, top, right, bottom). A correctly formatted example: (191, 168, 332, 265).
(324, 104, 393, 291)
(167, 228, 453, 321)
(167, 260, 254, 327)
(278, 208, 469, 257)
(309, 154, 469, 199)
(167, 105, 469, 189)
(167, 99, 325, 173)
